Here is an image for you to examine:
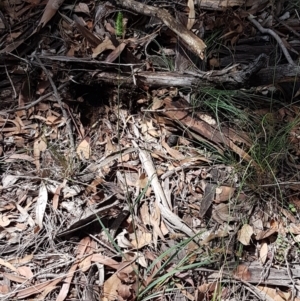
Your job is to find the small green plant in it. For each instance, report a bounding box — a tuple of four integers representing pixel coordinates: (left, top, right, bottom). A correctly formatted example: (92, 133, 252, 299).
(116, 11, 124, 37)
(289, 203, 297, 213)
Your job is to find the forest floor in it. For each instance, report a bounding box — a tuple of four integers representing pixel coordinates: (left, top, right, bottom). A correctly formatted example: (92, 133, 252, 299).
(1, 0, 300, 300)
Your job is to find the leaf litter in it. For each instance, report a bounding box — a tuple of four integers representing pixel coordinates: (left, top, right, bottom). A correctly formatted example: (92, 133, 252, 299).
(0, 0, 300, 300)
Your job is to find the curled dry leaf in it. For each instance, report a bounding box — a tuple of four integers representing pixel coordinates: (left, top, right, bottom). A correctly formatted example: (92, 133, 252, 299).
(0, 214, 11, 227)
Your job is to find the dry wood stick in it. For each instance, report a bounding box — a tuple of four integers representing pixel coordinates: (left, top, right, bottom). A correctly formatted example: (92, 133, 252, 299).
(248, 14, 295, 66)
(132, 141, 199, 243)
(113, 0, 206, 59)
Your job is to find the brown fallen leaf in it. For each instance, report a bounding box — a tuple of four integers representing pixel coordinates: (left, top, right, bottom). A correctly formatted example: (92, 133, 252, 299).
(37, 0, 66, 30)
(186, 0, 195, 30)
(0, 258, 17, 272)
(215, 186, 235, 203)
(3, 273, 27, 284)
(105, 42, 127, 63)
(233, 264, 251, 281)
(130, 229, 152, 249)
(255, 227, 278, 240)
(76, 138, 91, 160)
(9, 254, 33, 265)
(102, 273, 122, 301)
(16, 277, 64, 299)
(56, 237, 90, 301)
(35, 182, 48, 229)
(73, 14, 102, 47)
(17, 266, 33, 279)
(162, 138, 185, 160)
(237, 224, 253, 245)
(0, 214, 10, 227)
(93, 37, 116, 58)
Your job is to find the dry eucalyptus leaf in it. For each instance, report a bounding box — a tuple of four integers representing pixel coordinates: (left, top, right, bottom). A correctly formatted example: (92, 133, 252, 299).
(0, 214, 10, 227)
(238, 224, 253, 246)
(215, 186, 235, 203)
(233, 264, 251, 281)
(35, 182, 48, 229)
(2, 175, 18, 188)
(186, 0, 195, 30)
(76, 138, 90, 160)
(260, 242, 268, 265)
(37, 0, 66, 29)
(92, 37, 115, 58)
(105, 42, 126, 63)
(151, 96, 164, 110)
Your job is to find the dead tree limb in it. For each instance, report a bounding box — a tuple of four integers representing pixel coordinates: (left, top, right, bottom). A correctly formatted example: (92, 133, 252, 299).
(112, 0, 206, 60)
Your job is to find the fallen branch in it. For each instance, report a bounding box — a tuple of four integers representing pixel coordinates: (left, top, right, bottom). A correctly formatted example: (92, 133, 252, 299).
(113, 0, 206, 59)
(247, 14, 295, 66)
(38, 54, 268, 89)
(132, 141, 199, 243)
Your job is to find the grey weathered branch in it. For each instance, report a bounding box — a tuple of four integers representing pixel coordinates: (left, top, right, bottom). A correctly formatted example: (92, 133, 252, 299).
(113, 0, 206, 60)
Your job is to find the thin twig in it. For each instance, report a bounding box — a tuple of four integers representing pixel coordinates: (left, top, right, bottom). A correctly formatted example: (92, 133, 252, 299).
(35, 56, 75, 150)
(141, 105, 202, 113)
(1, 82, 68, 114)
(5, 65, 17, 99)
(275, 15, 300, 38)
(247, 14, 295, 66)
(1, 72, 83, 115)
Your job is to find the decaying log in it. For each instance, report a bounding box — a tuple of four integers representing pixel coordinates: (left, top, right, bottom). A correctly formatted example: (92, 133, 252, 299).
(38, 54, 268, 89)
(36, 54, 299, 89)
(254, 64, 300, 86)
(200, 261, 300, 287)
(113, 0, 206, 59)
(195, 0, 268, 11)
